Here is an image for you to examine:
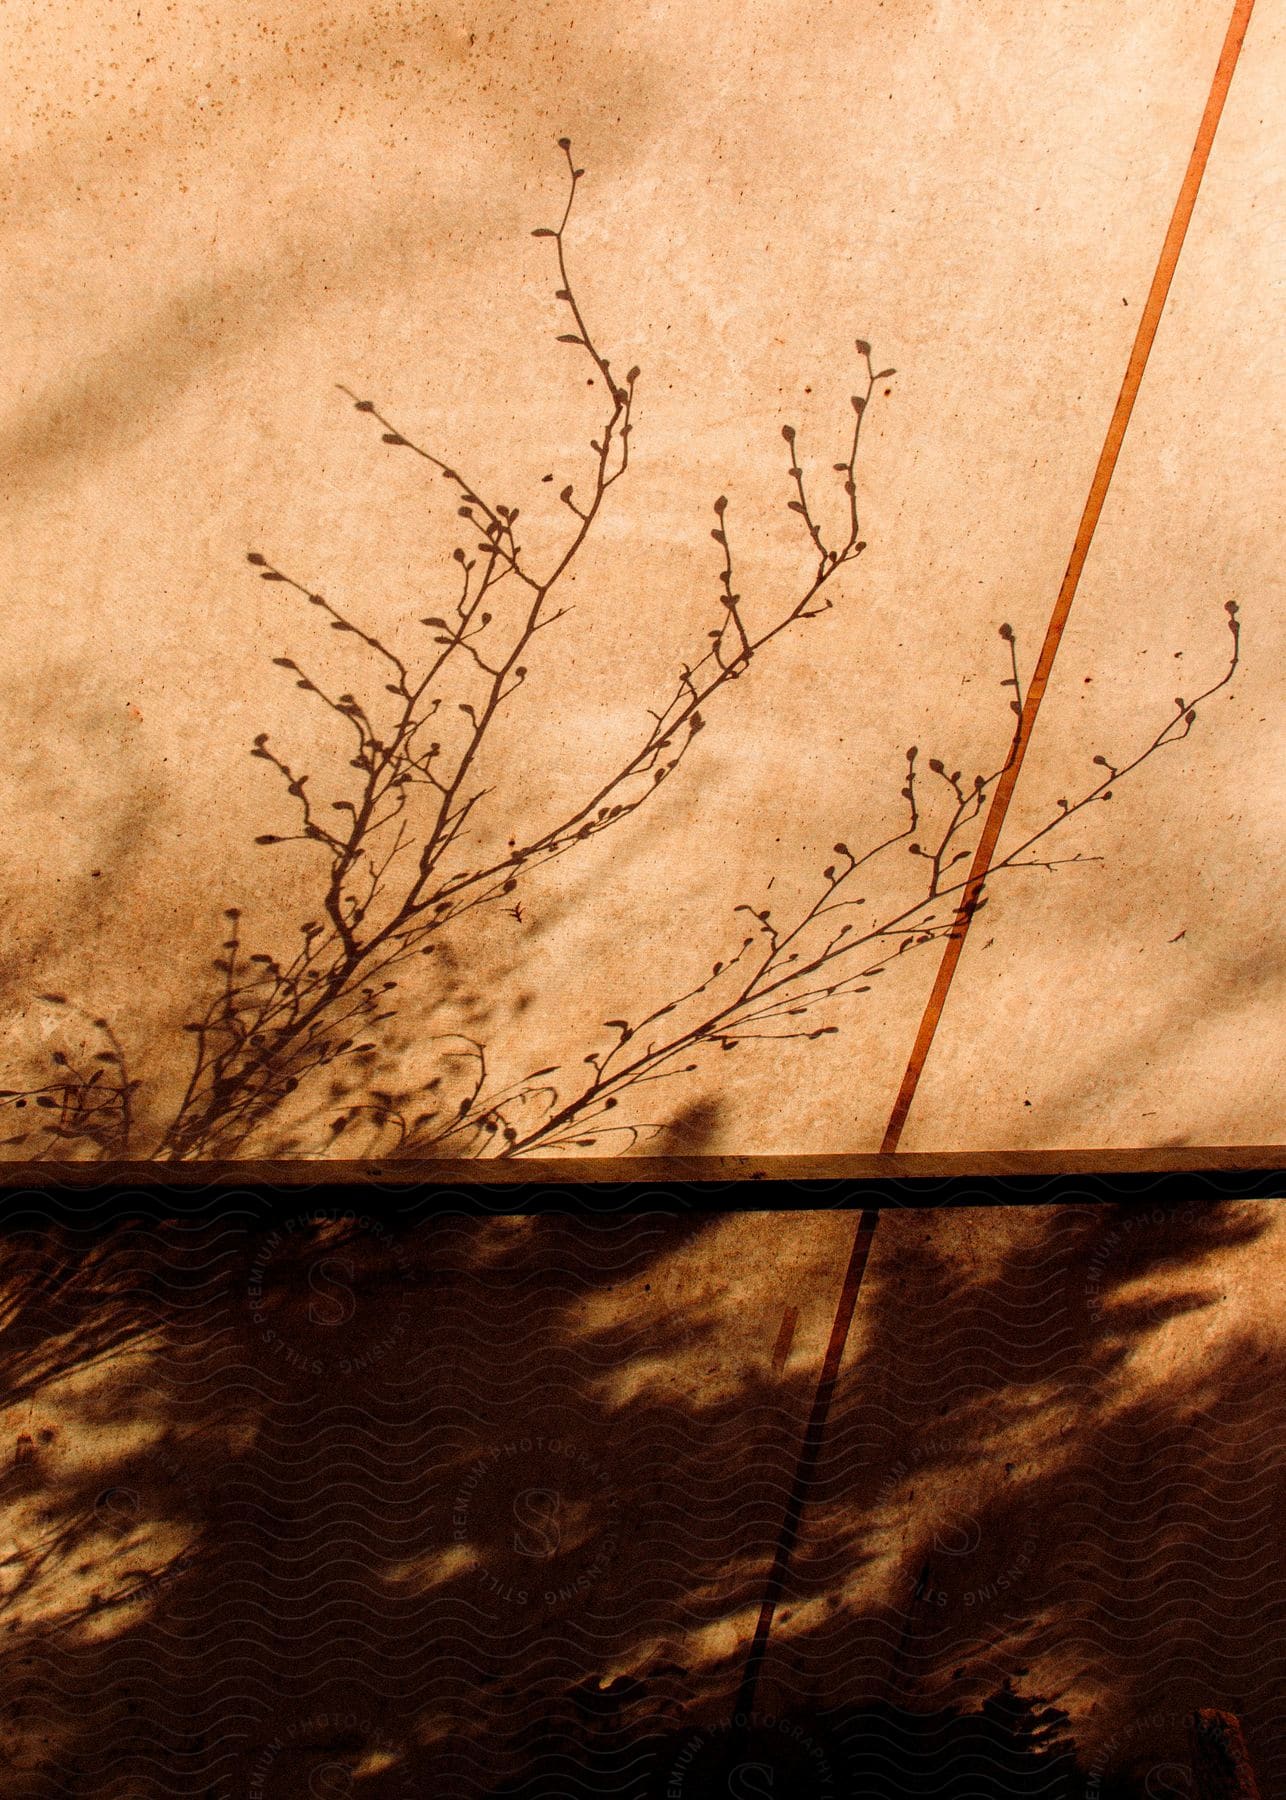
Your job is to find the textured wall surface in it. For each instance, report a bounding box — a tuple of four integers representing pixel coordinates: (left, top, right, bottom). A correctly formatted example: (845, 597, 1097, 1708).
(2, 0, 1280, 1159)
(0, 1199, 1282, 1795)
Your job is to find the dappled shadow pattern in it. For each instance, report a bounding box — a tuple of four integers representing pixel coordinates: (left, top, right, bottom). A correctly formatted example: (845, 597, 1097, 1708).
(0, 1200, 1280, 1796)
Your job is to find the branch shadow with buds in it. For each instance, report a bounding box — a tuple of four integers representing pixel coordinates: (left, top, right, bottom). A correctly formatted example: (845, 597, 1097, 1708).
(0, 141, 1243, 1162)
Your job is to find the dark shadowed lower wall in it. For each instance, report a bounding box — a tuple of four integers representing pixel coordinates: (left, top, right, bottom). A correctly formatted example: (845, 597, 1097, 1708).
(0, 1200, 1281, 1795)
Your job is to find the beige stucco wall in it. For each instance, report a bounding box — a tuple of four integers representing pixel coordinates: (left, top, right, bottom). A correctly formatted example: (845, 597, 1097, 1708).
(1, 0, 1280, 1157)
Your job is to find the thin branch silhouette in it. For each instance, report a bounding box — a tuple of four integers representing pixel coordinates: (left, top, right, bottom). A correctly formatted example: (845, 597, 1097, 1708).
(0, 140, 1242, 1161)
(402, 604, 1240, 1158)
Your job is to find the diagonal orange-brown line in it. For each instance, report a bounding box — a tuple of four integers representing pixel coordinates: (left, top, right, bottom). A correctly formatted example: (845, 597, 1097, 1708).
(731, 1207, 881, 1725)
(881, 0, 1258, 1155)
